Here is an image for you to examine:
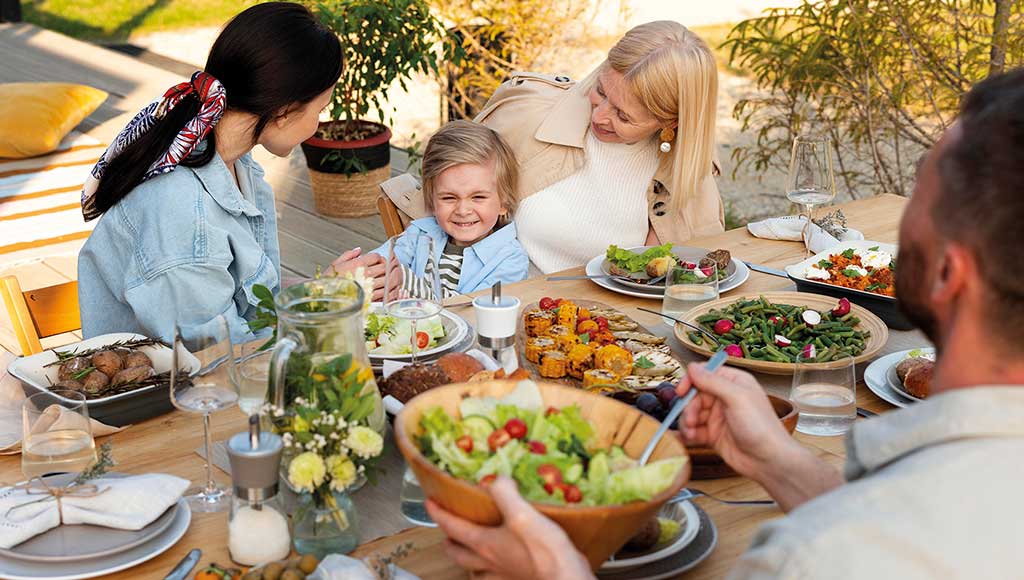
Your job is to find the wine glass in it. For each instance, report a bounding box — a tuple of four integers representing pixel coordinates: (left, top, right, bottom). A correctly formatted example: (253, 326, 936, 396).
(790, 354, 856, 436)
(383, 235, 442, 364)
(233, 340, 271, 417)
(21, 389, 95, 480)
(786, 135, 836, 254)
(170, 314, 238, 512)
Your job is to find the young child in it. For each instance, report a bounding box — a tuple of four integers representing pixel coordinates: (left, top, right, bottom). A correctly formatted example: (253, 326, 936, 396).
(372, 120, 529, 299)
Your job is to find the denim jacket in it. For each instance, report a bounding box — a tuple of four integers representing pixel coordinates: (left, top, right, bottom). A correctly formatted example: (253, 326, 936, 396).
(78, 150, 281, 346)
(371, 218, 529, 294)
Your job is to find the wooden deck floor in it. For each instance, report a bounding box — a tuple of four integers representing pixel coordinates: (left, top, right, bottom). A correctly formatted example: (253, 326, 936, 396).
(0, 23, 399, 353)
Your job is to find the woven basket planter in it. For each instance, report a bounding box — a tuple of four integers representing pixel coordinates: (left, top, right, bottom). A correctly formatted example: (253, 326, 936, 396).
(301, 120, 392, 218)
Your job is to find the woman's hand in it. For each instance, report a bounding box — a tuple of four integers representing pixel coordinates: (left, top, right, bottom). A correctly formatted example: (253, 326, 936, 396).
(426, 477, 595, 580)
(326, 248, 387, 300)
(677, 362, 843, 511)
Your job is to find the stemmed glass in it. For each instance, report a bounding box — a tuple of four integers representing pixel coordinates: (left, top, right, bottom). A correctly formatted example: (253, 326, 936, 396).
(170, 314, 238, 512)
(233, 339, 271, 417)
(21, 389, 95, 480)
(383, 235, 442, 364)
(786, 135, 836, 255)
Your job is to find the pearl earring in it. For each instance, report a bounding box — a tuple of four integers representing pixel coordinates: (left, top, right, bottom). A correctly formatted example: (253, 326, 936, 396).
(659, 127, 675, 154)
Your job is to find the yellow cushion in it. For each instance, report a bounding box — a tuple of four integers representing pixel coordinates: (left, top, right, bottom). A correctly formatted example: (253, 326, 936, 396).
(0, 82, 108, 159)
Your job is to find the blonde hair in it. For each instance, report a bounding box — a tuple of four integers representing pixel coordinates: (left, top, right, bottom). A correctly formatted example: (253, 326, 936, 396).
(421, 120, 519, 224)
(582, 21, 718, 215)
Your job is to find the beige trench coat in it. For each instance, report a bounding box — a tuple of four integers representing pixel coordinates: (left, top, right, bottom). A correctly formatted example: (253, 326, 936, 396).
(381, 71, 725, 245)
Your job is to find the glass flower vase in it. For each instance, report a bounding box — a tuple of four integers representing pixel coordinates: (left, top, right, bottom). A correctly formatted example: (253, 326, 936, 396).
(292, 490, 360, 559)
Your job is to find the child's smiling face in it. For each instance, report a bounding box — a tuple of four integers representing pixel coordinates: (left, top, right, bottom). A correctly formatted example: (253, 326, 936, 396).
(432, 160, 506, 247)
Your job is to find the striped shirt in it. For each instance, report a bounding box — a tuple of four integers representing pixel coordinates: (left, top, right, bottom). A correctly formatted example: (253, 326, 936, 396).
(400, 240, 464, 300)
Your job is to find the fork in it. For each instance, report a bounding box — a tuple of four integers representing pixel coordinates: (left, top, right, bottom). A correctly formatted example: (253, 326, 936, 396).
(670, 488, 776, 506)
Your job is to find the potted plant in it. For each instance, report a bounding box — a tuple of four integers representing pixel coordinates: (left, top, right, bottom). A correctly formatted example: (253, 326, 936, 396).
(301, 0, 454, 218)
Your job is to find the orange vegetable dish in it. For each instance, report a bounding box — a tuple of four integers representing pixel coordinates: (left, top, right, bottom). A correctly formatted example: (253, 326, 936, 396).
(823, 252, 895, 297)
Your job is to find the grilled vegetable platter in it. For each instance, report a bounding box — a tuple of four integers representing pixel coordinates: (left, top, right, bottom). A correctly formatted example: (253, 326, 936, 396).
(517, 297, 685, 399)
(674, 291, 889, 375)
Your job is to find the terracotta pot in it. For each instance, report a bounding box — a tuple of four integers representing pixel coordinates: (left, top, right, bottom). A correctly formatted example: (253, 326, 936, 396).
(394, 380, 691, 571)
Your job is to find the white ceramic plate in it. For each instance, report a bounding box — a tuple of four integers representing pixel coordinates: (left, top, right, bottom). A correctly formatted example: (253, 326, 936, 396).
(863, 347, 933, 408)
(601, 500, 700, 571)
(601, 246, 741, 291)
(785, 240, 898, 302)
(886, 348, 934, 402)
(596, 501, 718, 580)
(0, 498, 191, 580)
(7, 333, 201, 404)
(366, 306, 470, 362)
(585, 253, 749, 300)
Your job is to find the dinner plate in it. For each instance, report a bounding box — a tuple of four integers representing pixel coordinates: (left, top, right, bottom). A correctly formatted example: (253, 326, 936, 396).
(367, 306, 470, 362)
(863, 348, 933, 408)
(601, 500, 700, 571)
(674, 291, 889, 375)
(0, 496, 191, 580)
(584, 253, 750, 300)
(885, 347, 934, 403)
(601, 246, 740, 290)
(597, 501, 717, 579)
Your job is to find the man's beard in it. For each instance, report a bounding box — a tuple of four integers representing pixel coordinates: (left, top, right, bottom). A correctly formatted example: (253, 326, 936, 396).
(896, 241, 941, 347)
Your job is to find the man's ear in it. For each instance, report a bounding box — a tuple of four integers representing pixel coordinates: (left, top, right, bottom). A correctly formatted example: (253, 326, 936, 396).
(932, 243, 973, 307)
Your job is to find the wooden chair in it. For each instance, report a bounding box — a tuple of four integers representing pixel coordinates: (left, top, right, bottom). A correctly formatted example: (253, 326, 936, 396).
(0, 276, 80, 355)
(376, 194, 412, 238)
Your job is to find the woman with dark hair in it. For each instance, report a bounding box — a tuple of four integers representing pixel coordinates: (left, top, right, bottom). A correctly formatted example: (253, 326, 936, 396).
(78, 2, 382, 344)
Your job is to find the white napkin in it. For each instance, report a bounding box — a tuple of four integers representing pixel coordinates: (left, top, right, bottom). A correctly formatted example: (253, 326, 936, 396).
(309, 553, 420, 580)
(747, 215, 864, 254)
(0, 473, 189, 549)
(381, 349, 500, 414)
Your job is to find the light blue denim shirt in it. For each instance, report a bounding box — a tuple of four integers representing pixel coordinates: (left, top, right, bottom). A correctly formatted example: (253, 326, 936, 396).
(370, 218, 529, 293)
(78, 149, 281, 346)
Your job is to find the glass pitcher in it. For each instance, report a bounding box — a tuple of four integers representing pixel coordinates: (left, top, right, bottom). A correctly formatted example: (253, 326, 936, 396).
(267, 278, 385, 434)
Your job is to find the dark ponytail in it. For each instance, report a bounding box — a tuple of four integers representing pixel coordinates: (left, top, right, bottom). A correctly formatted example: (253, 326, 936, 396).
(93, 2, 341, 214)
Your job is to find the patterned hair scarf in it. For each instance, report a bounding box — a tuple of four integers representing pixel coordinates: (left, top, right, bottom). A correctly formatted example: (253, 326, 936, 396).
(80, 71, 227, 222)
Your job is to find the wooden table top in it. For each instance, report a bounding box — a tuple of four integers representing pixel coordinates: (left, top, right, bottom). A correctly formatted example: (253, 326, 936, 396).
(0, 193, 919, 579)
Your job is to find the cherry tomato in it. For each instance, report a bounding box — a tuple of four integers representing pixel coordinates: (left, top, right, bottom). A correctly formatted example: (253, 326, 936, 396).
(577, 320, 600, 335)
(578, 308, 591, 320)
(504, 418, 528, 439)
(415, 331, 429, 349)
(543, 483, 556, 494)
(539, 297, 556, 310)
(562, 484, 582, 503)
(488, 428, 512, 451)
(456, 435, 474, 453)
(537, 464, 563, 487)
(545, 406, 560, 416)
(480, 474, 497, 486)
(594, 316, 609, 331)
(527, 440, 547, 454)
(553, 298, 563, 308)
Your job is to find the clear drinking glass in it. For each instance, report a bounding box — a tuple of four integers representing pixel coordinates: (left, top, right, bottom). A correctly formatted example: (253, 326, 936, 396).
(786, 135, 836, 254)
(790, 354, 856, 436)
(171, 314, 238, 512)
(662, 263, 720, 326)
(383, 236, 442, 364)
(21, 389, 96, 479)
(234, 340, 271, 417)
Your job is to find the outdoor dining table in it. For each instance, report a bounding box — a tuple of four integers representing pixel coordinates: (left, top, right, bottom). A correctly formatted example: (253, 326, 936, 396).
(0, 193, 923, 579)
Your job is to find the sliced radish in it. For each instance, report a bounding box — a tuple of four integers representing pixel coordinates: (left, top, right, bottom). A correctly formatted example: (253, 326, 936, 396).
(832, 297, 851, 316)
(801, 310, 822, 326)
(774, 334, 792, 347)
(713, 319, 735, 334)
(802, 344, 817, 359)
(768, 315, 787, 326)
(724, 344, 744, 358)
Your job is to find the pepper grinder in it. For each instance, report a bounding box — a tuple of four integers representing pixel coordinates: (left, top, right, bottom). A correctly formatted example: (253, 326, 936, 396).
(473, 282, 521, 373)
(226, 416, 291, 565)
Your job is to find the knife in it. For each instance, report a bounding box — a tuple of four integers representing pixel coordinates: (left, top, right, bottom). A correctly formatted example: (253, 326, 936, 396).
(743, 261, 790, 279)
(163, 548, 201, 580)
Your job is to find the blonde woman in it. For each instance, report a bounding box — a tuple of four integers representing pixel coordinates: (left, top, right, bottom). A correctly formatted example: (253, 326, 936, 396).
(383, 21, 722, 274)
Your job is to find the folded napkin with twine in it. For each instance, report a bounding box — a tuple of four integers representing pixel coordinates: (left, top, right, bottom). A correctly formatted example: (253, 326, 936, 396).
(747, 215, 864, 254)
(0, 351, 124, 454)
(0, 473, 189, 549)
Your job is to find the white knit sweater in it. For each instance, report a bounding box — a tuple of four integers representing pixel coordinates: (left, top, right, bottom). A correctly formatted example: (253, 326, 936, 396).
(515, 131, 659, 274)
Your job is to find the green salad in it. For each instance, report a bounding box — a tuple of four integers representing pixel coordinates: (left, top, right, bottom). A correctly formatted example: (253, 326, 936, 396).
(417, 382, 686, 506)
(365, 311, 445, 355)
(606, 243, 674, 273)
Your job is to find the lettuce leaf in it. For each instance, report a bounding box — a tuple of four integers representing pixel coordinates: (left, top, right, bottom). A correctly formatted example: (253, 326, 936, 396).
(429, 435, 485, 480)
(606, 243, 674, 273)
(603, 457, 687, 504)
(475, 440, 527, 480)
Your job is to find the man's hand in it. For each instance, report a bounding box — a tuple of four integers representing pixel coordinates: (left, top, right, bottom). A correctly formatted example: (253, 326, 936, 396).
(426, 477, 595, 580)
(677, 362, 843, 511)
(326, 248, 387, 300)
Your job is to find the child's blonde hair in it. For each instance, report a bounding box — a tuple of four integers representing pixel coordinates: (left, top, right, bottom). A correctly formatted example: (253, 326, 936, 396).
(421, 120, 519, 224)
(580, 21, 718, 215)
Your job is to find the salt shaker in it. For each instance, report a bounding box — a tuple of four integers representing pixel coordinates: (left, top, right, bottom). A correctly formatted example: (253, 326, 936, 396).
(227, 416, 291, 566)
(473, 282, 521, 373)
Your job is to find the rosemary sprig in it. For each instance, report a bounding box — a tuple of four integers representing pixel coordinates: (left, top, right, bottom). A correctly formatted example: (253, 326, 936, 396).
(85, 370, 192, 400)
(71, 442, 115, 487)
(71, 366, 97, 381)
(46, 338, 169, 366)
(365, 542, 414, 580)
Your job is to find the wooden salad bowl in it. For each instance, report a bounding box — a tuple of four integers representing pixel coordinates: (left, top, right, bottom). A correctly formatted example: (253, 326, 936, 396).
(394, 379, 691, 571)
(687, 395, 798, 479)
(674, 291, 889, 376)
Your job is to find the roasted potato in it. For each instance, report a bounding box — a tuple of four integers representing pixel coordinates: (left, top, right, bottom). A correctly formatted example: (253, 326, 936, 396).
(122, 351, 153, 369)
(110, 365, 154, 386)
(91, 350, 124, 377)
(81, 370, 110, 393)
(54, 379, 84, 391)
(58, 357, 92, 381)
(645, 255, 676, 278)
(624, 516, 661, 550)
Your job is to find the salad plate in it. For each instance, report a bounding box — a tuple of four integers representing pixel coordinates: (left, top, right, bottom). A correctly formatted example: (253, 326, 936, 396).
(601, 500, 700, 571)
(584, 249, 749, 300)
(365, 305, 470, 362)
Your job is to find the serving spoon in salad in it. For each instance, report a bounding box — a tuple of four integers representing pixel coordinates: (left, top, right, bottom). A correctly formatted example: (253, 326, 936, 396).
(638, 348, 728, 466)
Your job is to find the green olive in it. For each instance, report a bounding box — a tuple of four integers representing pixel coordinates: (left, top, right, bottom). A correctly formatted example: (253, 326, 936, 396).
(242, 571, 262, 580)
(280, 570, 305, 580)
(262, 562, 284, 580)
(298, 554, 319, 574)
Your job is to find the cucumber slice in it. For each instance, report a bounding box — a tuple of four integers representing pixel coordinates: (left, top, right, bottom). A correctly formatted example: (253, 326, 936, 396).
(462, 415, 496, 441)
